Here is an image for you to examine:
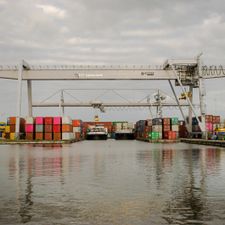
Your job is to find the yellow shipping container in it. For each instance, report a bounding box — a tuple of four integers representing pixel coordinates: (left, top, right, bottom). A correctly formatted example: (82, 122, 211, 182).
(10, 133, 15, 140)
(5, 126, 10, 133)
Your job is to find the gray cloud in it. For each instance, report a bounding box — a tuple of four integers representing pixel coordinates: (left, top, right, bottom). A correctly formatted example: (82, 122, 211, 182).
(0, 0, 225, 121)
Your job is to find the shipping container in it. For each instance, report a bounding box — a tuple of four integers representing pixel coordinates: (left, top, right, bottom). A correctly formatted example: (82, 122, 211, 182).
(53, 117, 62, 125)
(10, 133, 15, 140)
(72, 120, 82, 127)
(35, 132, 44, 140)
(152, 118, 162, 125)
(62, 124, 73, 132)
(26, 133, 34, 141)
(171, 125, 179, 132)
(5, 125, 10, 133)
(53, 124, 61, 133)
(45, 133, 53, 141)
(62, 132, 74, 140)
(26, 117, 34, 124)
(62, 116, 72, 125)
(35, 117, 44, 125)
(53, 133, 61, 141)
(45, 125, 52, 133)
(171, 117, 179, 125)
(44, 117, 53, 125)
(25, 124, 34, 133)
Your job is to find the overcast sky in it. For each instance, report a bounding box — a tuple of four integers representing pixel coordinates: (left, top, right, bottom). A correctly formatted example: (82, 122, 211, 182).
(0, 0, 225, 122)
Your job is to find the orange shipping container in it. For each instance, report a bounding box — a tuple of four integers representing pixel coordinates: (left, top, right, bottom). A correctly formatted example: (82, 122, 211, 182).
(62, 124, 72, 132)
(53, 133, 61, 141)
(26, 133, 34, 140)
(36, 132, 44, 140)
(45, 133, 52, 140)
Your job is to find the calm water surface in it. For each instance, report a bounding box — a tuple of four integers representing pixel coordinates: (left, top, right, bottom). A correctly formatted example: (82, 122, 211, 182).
(0, 140, 225, 225)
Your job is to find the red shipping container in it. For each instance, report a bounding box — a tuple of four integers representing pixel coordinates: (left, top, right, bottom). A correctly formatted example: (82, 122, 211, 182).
(53, 125, 61, 133)
(72, 120, 81, 127)
(163, 118, 170, 125)
(45, 125, 53, 133)
(163, 125, 170, 132)
(36, 132, 44, 140)
(26, 133, 34, 141)
(205, 115, 213, 123)
(44, 117, 53, 125)
(10, 124, 16, 133)
(53, 133, 61, 140)
(45, 133, 52, 140)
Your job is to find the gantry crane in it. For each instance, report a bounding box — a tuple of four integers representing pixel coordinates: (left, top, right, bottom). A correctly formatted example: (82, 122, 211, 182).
(0, 54, 225, 139)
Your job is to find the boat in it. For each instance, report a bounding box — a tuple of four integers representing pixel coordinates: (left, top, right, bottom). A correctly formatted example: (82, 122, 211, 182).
(86, 125, 108, 140)
(114, 129, 135, 140)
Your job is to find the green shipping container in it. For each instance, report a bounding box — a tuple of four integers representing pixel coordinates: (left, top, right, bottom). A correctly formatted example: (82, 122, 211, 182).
(171, 117, 179, 125)
(148, 132, 160, 140)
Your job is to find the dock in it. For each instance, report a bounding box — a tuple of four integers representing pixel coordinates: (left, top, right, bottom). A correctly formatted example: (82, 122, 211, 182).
(0, 139, 77, 145)
(180, 138, 225, 148)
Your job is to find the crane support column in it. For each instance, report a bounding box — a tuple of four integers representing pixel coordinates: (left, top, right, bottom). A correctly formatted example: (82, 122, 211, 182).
(15, 61, 23, 140)
(27, 80, 33, 117)
(188, 85, 193, 133)
(168, 80, 187, 123)
(197, 54, 207, 138)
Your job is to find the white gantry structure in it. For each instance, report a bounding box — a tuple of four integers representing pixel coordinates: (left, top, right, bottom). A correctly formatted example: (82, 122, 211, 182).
(0, 54, 225, 139)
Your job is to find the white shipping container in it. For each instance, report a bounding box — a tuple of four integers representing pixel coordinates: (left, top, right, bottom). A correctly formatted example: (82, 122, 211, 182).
(116, 123, 122, 130)
(122, 122, 128, 129)
(127, 122, 134, 129)
(152, 125, 162, 132)
(26, 117, 34, 124)
(62, 116, 72, 125)
(73, 127, 81, 133)
(62, 132, 74, 140)
(171, 125, 179, 132)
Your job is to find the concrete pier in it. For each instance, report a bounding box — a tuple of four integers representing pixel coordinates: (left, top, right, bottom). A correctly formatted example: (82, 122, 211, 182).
(180, 138, 225, 148)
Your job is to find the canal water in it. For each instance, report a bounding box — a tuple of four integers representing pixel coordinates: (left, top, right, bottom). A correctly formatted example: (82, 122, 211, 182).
(0, 140, 225, 225)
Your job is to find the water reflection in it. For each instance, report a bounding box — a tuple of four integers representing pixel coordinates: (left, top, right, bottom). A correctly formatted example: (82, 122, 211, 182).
(0, 142, 225, 224)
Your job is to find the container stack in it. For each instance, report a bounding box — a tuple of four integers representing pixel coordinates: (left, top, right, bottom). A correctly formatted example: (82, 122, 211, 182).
(5, 117, 25, 140)
(152, 118, 162, 140)
(179, 121, 188, 138)
(135, 120, 148, 139)
(44, 117, 53, 141)
(53, 117, 62, 141)
(0, 122, 6, 138)
(62, 116, 74, 140)
(25, 117, 34, 140)
(205, 115, 213, 135)
(212, 116, 220, 130)
(35, 117, 44, 140)
(72, 119, 82, 141)
(170, 117, 179, 139)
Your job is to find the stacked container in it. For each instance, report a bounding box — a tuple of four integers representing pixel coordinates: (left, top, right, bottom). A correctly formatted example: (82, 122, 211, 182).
(171, 117, 179, 139)
(72, 120, 82, 141)
(53, 117, 62, 141)
(205, 115, 213, 134)
(35, 117, 44, 140)
(62, 116, 74, 140)
(152, 118, 162, 139)
(45, 117, 53, 140)
(25, 117, 34, 140)
(163, 118, 170, 139)
(5, 117, 25, 140)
